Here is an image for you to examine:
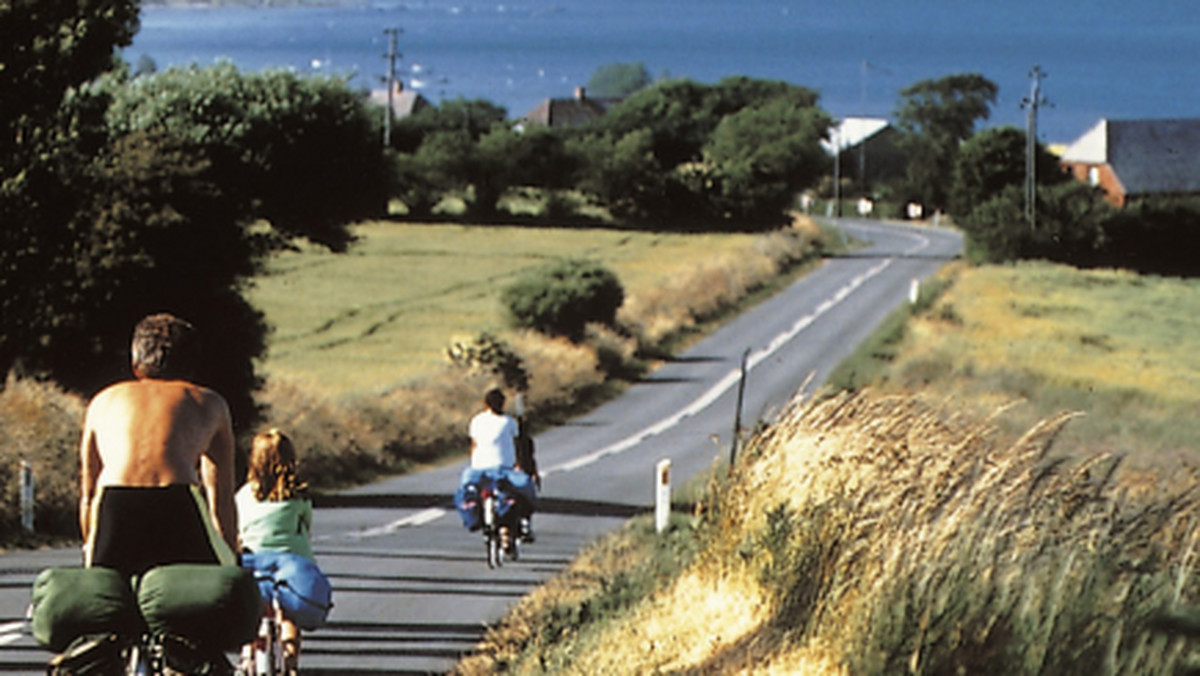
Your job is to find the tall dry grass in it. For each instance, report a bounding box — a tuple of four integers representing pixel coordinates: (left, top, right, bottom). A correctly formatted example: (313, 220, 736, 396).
(716, 391, 1199, 673)
(617, 218, 822, 347)
(471, 390, 1200, 674)
(0, 374, 85, 542)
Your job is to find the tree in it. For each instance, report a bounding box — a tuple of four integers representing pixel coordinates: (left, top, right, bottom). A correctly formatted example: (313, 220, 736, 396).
(99, 64, 388, 250)
(586, 62, 653, 98)
(0, 0, 139, 156)
(0, 5, 391, 429)
(893, 73, 998, 210)
(949, 126, 1066, 219)
(0, 0, 141, 387)
(701, 99, 831, 226)
(581, 77, 828, 228)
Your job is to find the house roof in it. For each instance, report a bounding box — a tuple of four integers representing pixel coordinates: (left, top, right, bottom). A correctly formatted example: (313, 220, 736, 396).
(822, 117, 891, 154)
(518, 87, 617, 128)
(368, 84, 431, 118)
(1062, 118, 1200, 196)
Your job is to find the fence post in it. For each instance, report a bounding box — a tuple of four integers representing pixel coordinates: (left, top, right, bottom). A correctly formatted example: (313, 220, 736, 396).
(20, 459, 34, 533)
(730, 348, 750, 467)
(655, 459, 671, 534)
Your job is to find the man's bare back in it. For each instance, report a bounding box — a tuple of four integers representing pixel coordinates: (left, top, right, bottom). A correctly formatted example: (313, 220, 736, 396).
(79, 314, 239, 559)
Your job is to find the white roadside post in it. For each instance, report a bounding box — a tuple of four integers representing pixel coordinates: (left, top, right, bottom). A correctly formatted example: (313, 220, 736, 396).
(655, 459, 671, 534)
(20, 459, 34, 533)
(909, 278, 921, 305)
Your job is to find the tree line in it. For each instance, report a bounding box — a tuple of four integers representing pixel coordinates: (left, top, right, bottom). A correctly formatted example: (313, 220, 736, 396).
(3, 1, 1195, 429)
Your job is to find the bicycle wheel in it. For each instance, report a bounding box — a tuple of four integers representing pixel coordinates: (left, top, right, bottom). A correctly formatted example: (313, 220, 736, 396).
(486, 528, 502, 569)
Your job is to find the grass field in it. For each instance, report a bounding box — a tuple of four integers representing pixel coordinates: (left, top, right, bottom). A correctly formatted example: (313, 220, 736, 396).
(246, 221, 767, 396)
(886, 261, 1200, 466)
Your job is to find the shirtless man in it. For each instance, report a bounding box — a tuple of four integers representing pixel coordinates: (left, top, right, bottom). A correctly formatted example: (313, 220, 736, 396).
(79, 313, 239, 576)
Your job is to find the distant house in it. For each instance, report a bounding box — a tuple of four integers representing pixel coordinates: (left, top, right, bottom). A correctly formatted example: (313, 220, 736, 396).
(1060, 118, 1200, 207)
(822, 117, 904, 190)
(369, 80, 431, 119)
(516, 87, 618, 130)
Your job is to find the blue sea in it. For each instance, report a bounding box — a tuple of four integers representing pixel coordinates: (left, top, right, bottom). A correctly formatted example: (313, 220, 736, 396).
(126, 0, 1200, 143)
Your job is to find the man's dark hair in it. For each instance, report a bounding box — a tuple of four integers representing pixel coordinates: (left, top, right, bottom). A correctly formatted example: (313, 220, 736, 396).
(131, 313, 201, 380)
(484, 387, 506, 414)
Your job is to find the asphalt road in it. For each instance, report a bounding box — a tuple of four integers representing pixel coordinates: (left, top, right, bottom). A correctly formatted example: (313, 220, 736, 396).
(0, 219, 962, 675)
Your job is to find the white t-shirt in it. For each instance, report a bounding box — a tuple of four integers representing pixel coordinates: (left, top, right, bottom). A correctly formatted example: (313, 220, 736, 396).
(469, 409, 518, 470)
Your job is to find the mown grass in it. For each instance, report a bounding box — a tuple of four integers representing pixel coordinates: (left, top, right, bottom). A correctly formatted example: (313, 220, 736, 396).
(457, 260, 1200, 674)
(247, 221, 794, 396)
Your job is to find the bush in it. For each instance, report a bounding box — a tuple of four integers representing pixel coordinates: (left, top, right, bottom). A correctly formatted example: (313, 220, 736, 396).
(502, 259, 625, 341)
(0, 373, 85, 542)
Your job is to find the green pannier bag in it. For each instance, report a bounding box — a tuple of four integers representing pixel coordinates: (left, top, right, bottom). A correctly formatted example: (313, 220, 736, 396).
(30, 567, 138, 653)
(136, 564, 263, 651)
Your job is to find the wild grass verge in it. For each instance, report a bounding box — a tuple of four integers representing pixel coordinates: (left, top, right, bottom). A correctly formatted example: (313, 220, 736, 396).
(462, 390, 1200, 674)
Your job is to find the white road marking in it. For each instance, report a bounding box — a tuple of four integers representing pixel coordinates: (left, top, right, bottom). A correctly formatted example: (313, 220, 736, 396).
(0, 620, 26, 645)
(543, 223, 931, 476)
(344, 223, 935, 539)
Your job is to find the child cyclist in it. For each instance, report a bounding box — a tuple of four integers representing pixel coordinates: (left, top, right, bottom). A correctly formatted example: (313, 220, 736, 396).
(237, 429, 332, 674)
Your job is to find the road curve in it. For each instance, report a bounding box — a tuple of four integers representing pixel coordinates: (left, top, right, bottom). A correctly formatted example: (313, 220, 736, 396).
(0, 219, 962, 675)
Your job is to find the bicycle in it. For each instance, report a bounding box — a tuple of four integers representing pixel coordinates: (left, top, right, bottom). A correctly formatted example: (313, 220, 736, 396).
(480, 485, 520, 569)
(239, 577, 290, 676)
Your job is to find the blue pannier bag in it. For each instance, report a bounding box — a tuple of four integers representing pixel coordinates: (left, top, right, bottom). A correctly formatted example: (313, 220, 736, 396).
(241, 551, 333, 631)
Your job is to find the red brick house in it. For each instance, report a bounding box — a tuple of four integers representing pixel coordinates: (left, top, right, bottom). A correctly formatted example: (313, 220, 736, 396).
(1060, 118, 1200, 207)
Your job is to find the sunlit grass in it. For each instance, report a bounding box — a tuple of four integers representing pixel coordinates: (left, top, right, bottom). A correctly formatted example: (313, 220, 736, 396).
(888, 261, 1200, 462)
(247, 221, 763, 396)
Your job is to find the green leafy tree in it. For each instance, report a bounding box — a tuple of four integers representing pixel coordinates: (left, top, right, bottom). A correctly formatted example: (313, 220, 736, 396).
(701, 99, 831, 226)
(390, 99, 509, 217)
(586, 62, 653, 98)
(571, 129, 677, 225)
(0, 0, 140, 386)
(949, 126, 1067, 219)
(99, 64, 388, 250)
(1, 5, 391, 428)
(0, 0, 139, 156)
(502, 259, 625, 341)
(581, 77, 827, 228)
(958, 182, 1110, 265)
(893, 73, 998, 210)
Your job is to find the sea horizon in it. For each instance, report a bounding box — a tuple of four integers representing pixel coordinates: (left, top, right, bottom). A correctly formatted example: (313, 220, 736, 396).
(126, 0, 1200, 144)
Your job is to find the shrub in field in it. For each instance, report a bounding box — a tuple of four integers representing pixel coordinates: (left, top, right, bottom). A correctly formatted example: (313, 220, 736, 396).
(0, 374, 85, 541)
(446, 332, 530, 391)
(502, 259, 624, 341)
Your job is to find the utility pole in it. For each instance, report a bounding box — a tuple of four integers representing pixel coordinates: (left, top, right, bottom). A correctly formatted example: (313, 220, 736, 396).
(832, 122, 842, 217)
(381, 27, 401, 148)
(1022, 65, 1048, 230)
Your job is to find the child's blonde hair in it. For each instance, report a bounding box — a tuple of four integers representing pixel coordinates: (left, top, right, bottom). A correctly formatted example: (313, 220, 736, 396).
(247, 428, 305, 502)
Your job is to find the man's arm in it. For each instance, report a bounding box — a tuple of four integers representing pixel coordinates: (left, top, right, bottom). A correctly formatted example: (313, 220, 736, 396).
(78, 417, 101, 542)
(200, 396, 239, 554)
